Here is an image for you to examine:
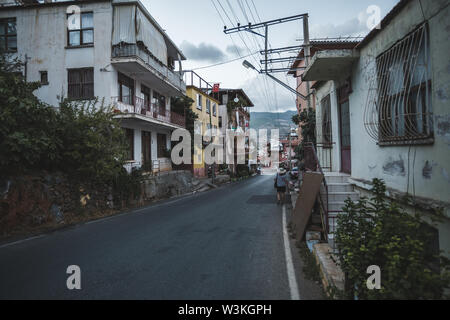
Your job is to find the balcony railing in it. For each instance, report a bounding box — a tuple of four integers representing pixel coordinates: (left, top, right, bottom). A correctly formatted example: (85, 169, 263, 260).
(112, 96, 185, 127)
(112, 43, 186, 93)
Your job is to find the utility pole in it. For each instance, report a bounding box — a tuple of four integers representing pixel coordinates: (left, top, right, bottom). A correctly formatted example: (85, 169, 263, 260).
(228, 13, 311, 101)
(303, 15, 311, 109)
(209, 100, 215, 184)
(288, 131, 292, 171)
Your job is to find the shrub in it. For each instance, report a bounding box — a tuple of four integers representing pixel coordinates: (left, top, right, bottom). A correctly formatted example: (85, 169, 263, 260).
(0, 54, 60, 176)
(55, 98, 128, 183)
(335, 178, 450, 299)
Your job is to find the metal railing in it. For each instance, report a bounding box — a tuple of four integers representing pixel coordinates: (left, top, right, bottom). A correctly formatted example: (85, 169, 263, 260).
(183, 70, 214, 95)
(112, 43, 186, 93)
(112, 96, 185, 127)
(316, 142, 334, 172)
(125, 159, 173, 175)
(304, 142, 330, 240)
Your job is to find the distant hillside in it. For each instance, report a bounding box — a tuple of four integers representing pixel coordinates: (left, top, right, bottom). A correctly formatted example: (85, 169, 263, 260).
(250, 110, 297, 137)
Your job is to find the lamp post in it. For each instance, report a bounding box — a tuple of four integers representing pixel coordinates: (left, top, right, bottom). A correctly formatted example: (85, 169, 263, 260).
(288, 128, 298, 171)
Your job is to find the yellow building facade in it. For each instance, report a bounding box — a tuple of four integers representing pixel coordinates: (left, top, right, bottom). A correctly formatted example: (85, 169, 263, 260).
(186, 86, 220, 177)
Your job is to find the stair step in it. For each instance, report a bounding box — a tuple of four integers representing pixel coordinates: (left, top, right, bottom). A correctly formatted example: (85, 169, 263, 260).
(328, 201, 347, 212)
(327, 183, 354, 193)
(325, 175, 349, 184)
(327, 192, 359, 202)
(311, 214, 322, 224)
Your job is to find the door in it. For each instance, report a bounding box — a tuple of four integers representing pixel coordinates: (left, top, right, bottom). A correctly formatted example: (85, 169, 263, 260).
(142, 131, 151, 166)
(339, 99, 351, 174)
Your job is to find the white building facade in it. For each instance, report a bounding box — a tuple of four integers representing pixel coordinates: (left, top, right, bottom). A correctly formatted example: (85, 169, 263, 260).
(303, 0, 450, 255)
(0, 0, 187, 172)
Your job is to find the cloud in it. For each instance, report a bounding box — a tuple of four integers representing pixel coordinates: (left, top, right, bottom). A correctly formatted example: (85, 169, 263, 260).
(180, 41, 226, 62)
(310, 11, 372, 39)
(225, 44, 245, 56)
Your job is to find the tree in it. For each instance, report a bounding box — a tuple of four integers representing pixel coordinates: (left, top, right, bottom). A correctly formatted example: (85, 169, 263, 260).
(0, 52, 129, 184)
(55, 98, 128, 183)
(171, 95, 198, 136)
(0, 53, 60, 177)
(293, 107, 316, 160)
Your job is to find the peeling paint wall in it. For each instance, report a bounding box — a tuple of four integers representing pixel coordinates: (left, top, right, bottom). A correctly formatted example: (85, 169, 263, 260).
(0, 2, 114, 107)
(312, 0, 450, 255)
(348, 0, 450, 206)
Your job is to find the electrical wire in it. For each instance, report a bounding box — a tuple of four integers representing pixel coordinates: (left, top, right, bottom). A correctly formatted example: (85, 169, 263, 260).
(191, 51, 258, 71)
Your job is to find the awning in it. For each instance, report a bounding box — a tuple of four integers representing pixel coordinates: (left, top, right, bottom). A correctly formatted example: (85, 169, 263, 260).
(136, 8, 168, 64)
(112, 5, 136, 44)
(302, 49, 359, 81)
(112, 5, 168, 64)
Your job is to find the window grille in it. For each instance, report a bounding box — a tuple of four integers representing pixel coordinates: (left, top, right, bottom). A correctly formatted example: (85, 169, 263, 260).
(364, 23, 433, 145)
(321, 95, 332, 145)
(0, 18, 17, 52)
(68, 68, 94, 100)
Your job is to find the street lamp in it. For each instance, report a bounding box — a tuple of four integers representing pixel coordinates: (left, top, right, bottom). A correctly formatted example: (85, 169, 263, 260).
(288, 128, 298, 171)
(242, 60, 257, 71)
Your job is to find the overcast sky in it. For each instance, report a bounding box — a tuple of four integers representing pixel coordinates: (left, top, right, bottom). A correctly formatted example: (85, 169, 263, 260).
(141, 0, 399, 112)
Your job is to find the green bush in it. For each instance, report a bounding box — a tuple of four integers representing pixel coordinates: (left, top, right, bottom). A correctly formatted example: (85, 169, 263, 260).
(0, 53, 142, 204)
(0, 54, 60, 176)
(56, 98, 128, 183)
(0, 53, 128, 184)
(236, 164, 249, 177)
(335, 178, 450, 299)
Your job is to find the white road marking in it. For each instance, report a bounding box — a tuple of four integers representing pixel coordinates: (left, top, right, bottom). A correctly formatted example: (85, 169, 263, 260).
(0, 235, 45, 249)
(282, 204, 301, 300)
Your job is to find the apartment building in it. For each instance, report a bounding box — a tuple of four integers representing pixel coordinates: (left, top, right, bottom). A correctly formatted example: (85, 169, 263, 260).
(0, 0, 187, 172)
(184, 71, 220, 177)
(210, 88, 254, 174)
(301, 0, 450, 255)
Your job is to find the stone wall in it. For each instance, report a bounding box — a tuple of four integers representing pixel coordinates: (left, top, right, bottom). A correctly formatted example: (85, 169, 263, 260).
(0, 170, 196, 238)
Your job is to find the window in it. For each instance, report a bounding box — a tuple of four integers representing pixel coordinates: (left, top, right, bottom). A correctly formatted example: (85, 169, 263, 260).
(153, 91, 166, 115)
(40, 71, 48, 85)
(141, 85, 150, 111)
(194, 121, 202, 135)
(67, 12, 93, 47)
(218, 116, 222, 128)
(0, 18, 17, 52)
(157, 133, 167, 158)
(168, 56, 175, 70)
(125, 128, 134, 160)
(321, 95, 332, 145)
(68, 68, 94, 100)
(376, 23, 432, 145)
(196, 94, 202, 110)
(212, 103, 217, 116)
(118, 72, 134, 105)
(206, 99, 211, 114)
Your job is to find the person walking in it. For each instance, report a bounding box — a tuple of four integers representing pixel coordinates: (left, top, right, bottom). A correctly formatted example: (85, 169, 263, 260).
(274, 168, 288, 205)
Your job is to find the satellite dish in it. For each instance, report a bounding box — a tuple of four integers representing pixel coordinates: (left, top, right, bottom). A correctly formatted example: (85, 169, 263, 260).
(234, 97, 239, 103)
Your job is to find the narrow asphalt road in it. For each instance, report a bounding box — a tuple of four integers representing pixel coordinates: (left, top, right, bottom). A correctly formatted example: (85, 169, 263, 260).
(0, 174, 322, 300)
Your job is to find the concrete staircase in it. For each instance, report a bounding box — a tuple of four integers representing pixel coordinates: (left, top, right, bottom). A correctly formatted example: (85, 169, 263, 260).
(322, 173, 359, 251)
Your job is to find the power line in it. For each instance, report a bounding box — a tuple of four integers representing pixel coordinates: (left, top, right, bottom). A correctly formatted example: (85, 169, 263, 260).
(217, 0, 273, 114)
(227, 0, 277, 114)
(191, 51, 258, 71)
(210, 0, 269, 113)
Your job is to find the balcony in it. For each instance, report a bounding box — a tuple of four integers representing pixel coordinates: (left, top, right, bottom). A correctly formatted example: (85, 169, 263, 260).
(112, 95, 185, 128)
(111, 43, 186, 95)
